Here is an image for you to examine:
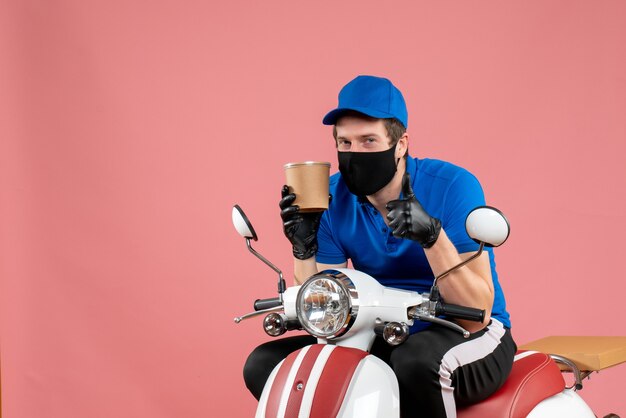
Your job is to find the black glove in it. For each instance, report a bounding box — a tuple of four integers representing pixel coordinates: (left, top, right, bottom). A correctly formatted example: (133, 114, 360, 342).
(279, 185, 325, 260)
(386, 172, 442, 248)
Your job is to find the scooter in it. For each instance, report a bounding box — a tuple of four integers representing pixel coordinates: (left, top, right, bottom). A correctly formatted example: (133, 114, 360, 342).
(232, 204, 622, 418)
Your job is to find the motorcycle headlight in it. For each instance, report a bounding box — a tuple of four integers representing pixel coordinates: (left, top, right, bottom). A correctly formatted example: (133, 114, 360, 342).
(296, 271, 358, 339)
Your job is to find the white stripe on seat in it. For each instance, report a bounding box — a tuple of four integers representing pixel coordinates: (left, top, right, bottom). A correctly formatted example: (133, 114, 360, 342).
(514, 350, 540, 362)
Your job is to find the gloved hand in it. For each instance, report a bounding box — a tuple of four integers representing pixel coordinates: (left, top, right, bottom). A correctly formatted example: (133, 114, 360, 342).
(386, 172, 442, 248)
(279, 185, 325, 260)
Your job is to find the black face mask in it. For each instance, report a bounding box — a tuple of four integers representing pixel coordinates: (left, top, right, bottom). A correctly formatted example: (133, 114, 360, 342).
(338, 144, 399, 197)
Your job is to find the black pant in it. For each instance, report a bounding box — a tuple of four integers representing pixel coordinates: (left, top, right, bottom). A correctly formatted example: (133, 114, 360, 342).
(243, 319, 516, 417)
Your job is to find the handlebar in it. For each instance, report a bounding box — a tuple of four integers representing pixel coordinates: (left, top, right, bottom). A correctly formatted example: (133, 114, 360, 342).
(254, 297, 282, 311)
(435, 302, 485, 322)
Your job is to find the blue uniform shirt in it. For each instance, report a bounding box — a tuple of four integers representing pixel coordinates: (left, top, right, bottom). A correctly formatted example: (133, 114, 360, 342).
(316, 156, 511, 331)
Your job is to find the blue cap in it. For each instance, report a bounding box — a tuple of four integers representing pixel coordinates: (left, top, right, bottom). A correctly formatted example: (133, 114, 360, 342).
(322, 75, 408, 128)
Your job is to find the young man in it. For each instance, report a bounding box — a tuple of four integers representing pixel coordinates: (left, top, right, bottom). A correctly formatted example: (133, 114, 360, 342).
(244, 75, 516, 417)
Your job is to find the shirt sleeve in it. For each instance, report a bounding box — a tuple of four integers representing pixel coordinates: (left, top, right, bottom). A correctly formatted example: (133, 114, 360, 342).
(315, 210, 347, 264)
(441, 170, 487, 254)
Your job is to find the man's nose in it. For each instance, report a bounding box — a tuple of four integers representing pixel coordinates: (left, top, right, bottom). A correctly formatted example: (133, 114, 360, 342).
(350, 143, 364, 152)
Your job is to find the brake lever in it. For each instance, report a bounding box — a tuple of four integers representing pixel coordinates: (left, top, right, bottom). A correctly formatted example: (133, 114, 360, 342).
(234, 305, 284, 323)
(408, 307, 470, 338)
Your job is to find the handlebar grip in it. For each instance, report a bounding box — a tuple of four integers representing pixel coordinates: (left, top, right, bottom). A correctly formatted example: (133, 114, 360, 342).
(253, 297, 282, 311)
(436, 302, 485, 322)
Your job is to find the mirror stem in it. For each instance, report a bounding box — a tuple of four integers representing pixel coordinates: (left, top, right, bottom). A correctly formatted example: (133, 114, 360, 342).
(434, 242, 484, 285)
(429, 242, 485, 304)
(246, 238, 286, 300)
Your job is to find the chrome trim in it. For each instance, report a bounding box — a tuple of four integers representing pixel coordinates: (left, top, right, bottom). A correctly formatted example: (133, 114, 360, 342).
(296, 270, 359, 339)
(550, 354, 584, 390)
(383, 322, 410, 346)
(263, 312, 288, 337)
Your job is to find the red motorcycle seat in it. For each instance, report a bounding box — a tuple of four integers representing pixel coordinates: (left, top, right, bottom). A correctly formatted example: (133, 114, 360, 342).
(458, 350, 565, 418)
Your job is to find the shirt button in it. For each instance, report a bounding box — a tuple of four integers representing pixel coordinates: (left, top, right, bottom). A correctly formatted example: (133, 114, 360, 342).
(372, 209, 378, 215)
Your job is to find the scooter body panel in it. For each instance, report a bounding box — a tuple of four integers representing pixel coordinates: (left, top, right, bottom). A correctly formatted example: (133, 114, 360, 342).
(336, 354, 400, 418)
(255, 344, 399, 418)
(526, 389, 595, 418)
(234, 206, 613, 418)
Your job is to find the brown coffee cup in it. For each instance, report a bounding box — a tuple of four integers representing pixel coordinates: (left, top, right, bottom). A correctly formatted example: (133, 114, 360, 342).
(284, 161, 331, 212)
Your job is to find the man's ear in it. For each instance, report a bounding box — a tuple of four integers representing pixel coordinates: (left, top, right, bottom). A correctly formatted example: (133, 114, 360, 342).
(396, 133, 409, 158)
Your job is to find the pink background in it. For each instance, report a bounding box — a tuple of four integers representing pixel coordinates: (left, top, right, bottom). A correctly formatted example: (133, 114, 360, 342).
(1, 1, 625, 416)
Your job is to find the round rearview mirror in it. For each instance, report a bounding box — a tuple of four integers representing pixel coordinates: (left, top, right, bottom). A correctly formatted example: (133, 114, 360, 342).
(465, 206, 510, 247)
(232, 205, 258, 241)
